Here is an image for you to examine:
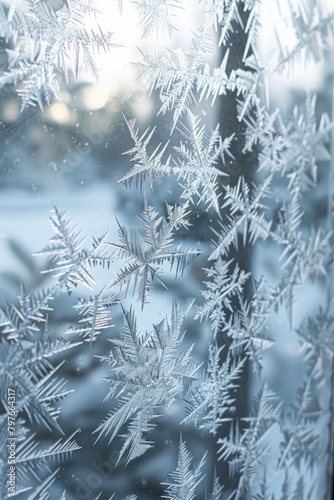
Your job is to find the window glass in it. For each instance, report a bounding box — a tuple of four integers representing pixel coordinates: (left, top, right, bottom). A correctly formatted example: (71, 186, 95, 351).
(0, 1, 333, 499)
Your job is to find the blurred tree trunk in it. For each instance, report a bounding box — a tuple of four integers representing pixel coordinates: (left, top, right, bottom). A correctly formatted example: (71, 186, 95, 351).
(214, 6, 256, 490)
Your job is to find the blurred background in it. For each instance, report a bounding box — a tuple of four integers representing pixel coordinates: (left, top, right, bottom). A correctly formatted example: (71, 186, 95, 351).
(0, 0, 333, 498)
